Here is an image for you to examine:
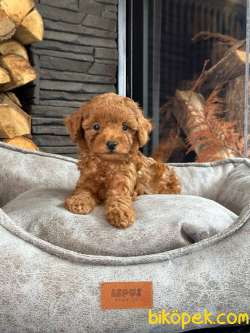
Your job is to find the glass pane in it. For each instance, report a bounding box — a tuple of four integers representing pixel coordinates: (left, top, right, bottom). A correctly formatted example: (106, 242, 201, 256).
(134, 0, 249, 162)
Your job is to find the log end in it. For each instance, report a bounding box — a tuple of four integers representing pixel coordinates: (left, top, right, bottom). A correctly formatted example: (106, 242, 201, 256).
(14, 9, 44, 45)
(0, 67, 10, 84)
(0, 54, 37, 91)
(4, 136, 38, 151)
(0, 9, 16, 41)
(0, 39, 29, 60)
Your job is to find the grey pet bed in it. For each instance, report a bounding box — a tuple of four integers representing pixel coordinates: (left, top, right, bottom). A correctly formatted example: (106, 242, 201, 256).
(0, 142, 249, 333)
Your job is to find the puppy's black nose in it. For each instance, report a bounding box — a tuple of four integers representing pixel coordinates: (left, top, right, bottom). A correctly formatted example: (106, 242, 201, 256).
(106, 141, 118, 151)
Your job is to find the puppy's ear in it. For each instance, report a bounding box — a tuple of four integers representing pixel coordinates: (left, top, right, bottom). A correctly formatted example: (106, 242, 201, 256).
(125, 97, 152, 147)
(64, 109, 84, 144)
(137, 112, 152, 147)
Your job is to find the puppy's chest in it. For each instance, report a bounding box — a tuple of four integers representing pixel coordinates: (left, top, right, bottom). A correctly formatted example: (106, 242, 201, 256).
(97, 164, 119, 183)
(85, 159, 129, 183)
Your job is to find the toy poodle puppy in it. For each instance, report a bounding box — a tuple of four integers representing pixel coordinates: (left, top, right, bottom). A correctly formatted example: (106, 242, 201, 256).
(64, 93, 181, 228)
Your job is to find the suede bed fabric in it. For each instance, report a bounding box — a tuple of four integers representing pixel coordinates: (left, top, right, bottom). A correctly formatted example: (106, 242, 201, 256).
(0, 142, 249, 333)
(0, 143, 78, 207)
(2, 189, 237, 256)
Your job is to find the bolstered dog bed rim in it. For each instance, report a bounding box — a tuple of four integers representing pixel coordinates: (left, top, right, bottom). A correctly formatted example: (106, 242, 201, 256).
(0, 141, 250, 168)
(1, 142, 250, 266)
(0, 202, 249, 267)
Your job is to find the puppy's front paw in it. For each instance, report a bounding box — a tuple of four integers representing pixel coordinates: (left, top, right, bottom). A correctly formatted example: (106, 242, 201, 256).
(106, 205, 135, 229)
(65, 193, 96, 214)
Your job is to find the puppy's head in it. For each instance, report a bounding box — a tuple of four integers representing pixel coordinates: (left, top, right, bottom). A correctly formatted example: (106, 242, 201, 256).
(65, 93, 152, 160)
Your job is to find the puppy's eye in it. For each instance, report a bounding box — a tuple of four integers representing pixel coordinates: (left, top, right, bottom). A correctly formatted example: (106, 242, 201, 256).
(122, 122, 129, 131)
(93, 123, 100, 131)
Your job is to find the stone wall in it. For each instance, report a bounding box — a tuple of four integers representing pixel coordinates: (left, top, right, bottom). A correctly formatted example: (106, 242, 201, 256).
(27, 0, 118, 158)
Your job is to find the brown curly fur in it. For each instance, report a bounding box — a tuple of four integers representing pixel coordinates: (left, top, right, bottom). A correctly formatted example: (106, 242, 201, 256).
(64, 93, 181, 228)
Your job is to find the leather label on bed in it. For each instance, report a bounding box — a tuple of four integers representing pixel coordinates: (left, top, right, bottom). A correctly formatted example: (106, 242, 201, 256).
(101, 281, 153, 310)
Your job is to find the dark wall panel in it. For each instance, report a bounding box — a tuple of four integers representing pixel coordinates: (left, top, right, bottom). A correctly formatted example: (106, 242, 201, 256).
(26, 0, 118, 158)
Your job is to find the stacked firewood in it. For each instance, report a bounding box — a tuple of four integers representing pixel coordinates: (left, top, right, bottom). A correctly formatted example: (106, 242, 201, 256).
(0, 0, 43, 150)
(156, 32, 249, 162)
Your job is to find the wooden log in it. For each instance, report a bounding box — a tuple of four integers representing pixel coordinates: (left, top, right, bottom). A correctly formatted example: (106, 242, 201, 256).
(192, 31, 238, 46)
(156, 97, 187, 162)
(173, 90, 205, 153)
(0, 54, 36, 91)
(0, 93, 31, 138)
(14, 8, 44, 45)
(173, 90, 237, 161)
(0, 40, 28, 60)
(192, 32, 240, 68)
(236, 49, 250, 63)
(0, 0, 34, 24)
(210, 42, 232, 68)
(0, 67, 10, 85)
(0, 8, 16, 41)
(192, 33, 247, 134)
(5, 91, 22, 107)
(199, 40, 247, 93)
(4, 136, 38, 151)
(159, 102, 178, 139)
(153, 131, 185, 162)
(224, 75, 245, 134)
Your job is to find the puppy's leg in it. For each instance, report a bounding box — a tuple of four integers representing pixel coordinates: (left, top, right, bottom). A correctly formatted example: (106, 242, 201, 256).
(105, 174, 136, 229)
(106, 194, 135, 229)
(65, 189, 97, 214)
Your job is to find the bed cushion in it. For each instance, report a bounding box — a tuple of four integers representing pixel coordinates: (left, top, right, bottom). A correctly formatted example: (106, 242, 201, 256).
(3, 189, 237, 256)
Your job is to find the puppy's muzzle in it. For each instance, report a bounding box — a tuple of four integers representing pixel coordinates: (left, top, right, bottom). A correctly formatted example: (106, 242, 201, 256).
(106, 141, 118, 152)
